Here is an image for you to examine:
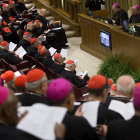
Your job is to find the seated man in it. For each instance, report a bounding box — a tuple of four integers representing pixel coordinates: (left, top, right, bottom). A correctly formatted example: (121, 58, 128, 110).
(17, 69, 48, 106)
(106, 85, 140, 140)
(51, 53, 65, 74)
(26, 38, 41, 57)
(25, 22, 35, 35)
(0, 41, 21, 65)
(60, 60, 89, 88)
(112, 3, 128, 25)
(129, 4, 140, 23)
(0, 86, 40, 140)
(1, 70, 16, 92)
(1, 3, 11, 24)
(33, 20, 44, 37)
(104, 75, 135, 108)
(18, 32, 32, 50)
(46, 78, 99, 140)
(14, 75, 27, 96)
(8, 0, 17, 17)
(35, 9, 49, 30)
(87, 75, 123, 125)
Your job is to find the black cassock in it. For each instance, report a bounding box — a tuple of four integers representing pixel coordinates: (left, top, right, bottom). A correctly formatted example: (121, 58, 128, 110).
(18, 39, 31, 50)
(129, 13, 140, 23)
(0, 123, 39, 140)
(16, 2, 27, 14)
(0, 50, 21, 65)
(42, 57, 54, 68)
(113, 9, 128, 25)
(51, 63, 65, 75)
(9, 8, 17, 17)
(17, 92, 47, 106)
(26, 45, 38, 57)
(63, 114, 100, 140)
(60, 70, 88, 88)
(1, 11, 11, 24)
(106, 116, 140, 140)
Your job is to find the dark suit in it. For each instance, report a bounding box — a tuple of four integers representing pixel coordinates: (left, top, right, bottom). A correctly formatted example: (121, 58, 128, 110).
(42, 57, 54, 68)
(106, 116, 140, 140)
(0, 50, 21, 65)
(17, 92, 47, 106)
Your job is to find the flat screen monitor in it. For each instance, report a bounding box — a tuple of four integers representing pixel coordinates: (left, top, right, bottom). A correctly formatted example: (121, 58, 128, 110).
(100, 30, 112, 50)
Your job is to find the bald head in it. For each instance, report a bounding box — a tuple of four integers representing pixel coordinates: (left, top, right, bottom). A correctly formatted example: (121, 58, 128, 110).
(116, 75, 135, 98)
(40, 8, 47, 17)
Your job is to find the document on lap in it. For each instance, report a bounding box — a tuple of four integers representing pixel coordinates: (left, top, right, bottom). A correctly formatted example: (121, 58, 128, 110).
(17, 103, 67, 140)
(9, 42, 17, 52)
(15, 46, 27, 59)
(60, 48, 68, 58)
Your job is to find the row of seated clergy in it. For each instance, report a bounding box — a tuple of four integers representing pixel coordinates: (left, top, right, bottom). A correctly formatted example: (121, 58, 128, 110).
(112, 3, 140, 25)
(0, 41, 21, 65)
(34, 46, 89, 88)
(14, 70, 99, 140)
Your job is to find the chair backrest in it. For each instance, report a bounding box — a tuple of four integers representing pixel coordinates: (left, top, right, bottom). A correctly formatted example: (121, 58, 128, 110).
(17, 29, 24, 40)
(16, 60, 30, 70)
(23, 55, 37, 66)
(1, 58, 17, 71)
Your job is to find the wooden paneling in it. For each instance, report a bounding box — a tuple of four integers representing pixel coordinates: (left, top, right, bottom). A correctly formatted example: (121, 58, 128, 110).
(78, 13, 140, 69)
(78, 13, 113, 60)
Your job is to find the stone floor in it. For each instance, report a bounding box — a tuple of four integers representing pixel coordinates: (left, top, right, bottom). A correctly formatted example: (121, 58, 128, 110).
(66, 37, 102, 77)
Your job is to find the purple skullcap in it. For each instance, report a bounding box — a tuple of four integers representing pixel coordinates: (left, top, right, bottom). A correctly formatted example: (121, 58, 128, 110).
(46, 78, 72, 101)
(133, 86, 140, 107)
(134, 4, 140, 9)
(0, 86, 9, 105)
(113, 3, 119, 7)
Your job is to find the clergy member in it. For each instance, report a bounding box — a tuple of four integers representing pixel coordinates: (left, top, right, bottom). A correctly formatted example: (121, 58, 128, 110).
(17, 69, 48, 106)
(112, 3, 128, 25)
(129, 4, 140, 23)
(46, 78, 100, 140)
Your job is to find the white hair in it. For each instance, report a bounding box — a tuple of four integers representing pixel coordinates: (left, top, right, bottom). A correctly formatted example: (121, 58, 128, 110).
(25, 75, 47, 90)
(116, 75, 135, 94)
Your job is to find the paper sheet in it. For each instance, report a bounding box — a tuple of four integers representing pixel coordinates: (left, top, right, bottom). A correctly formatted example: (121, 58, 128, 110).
(60, 49, 68, 58)
(52, 27, 62, 31)
(14, 71, 21, 78)
(29, 5, 35, 11)
(15, 46, 27, 59)
(82, 101, 100, 127)
(76, 70, 88, 78)
(49, 47, 57, 56)
(9, 42, 17, 52)
(44, 29, 51, 34)
(109, 100, 135, 120)
(17, 103, 67, 140)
